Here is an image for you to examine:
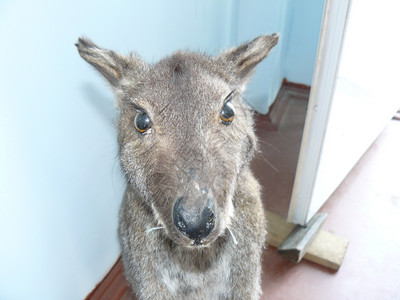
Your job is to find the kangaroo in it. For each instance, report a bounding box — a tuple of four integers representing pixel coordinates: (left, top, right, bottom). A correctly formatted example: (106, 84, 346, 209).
(76, 34, 278, 299)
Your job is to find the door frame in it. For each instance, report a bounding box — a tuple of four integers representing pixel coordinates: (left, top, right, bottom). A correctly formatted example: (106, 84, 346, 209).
(287, 0, 352, 225)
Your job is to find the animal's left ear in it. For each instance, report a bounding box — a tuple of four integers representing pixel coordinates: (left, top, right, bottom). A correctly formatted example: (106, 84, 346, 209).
(217, 34, 279, 85)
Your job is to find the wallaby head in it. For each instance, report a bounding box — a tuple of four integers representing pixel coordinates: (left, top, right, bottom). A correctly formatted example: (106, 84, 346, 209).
(76, 34, 278, 248)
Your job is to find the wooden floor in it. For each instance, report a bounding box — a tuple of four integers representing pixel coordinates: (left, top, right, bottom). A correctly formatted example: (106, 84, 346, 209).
(85, 257, 134, 300)
(87, 85, 400, 299)
(252, 84, 309, 218)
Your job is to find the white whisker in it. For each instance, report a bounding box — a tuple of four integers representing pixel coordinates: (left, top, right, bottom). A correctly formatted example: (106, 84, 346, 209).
(227, 227, 238, 245)
(259, 152, 279, 173)
(146, 226, 163, 234)
(258, 140, 280, 152)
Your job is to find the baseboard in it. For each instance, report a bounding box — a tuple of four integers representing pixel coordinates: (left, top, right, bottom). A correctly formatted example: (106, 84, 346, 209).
(268, 79, 310, 129)
(281, 78, 311, 91)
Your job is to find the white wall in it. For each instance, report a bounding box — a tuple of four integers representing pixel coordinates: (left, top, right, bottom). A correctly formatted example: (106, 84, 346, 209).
(0, 1, 323, 299)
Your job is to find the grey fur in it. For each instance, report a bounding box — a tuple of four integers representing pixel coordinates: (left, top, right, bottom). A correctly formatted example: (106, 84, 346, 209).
(76, 34, 278, 299)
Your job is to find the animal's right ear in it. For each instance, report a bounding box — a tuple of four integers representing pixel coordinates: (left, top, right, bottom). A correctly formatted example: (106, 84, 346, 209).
(75, 37, 145, 88)
(217, 34, 279, 86)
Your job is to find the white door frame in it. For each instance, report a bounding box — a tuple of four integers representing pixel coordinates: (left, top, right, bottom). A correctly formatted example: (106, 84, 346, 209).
(287, 0, 352, 225)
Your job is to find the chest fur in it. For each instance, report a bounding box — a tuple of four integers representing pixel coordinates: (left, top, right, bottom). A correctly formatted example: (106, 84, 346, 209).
(155, 238, 234, 298)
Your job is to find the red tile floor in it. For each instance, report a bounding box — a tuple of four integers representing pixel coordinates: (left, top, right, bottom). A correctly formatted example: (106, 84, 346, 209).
(255, 115, 400, 299)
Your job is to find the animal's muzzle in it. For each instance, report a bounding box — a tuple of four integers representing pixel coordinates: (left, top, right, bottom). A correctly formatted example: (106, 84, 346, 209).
(173, 197, 215, 242)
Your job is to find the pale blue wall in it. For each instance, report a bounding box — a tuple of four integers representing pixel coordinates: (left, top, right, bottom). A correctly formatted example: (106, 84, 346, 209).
(234, 0, 290, 113)
(283, 0, 325, 85)
(0, 1, 323, 299)
(230, 0, 325, 113)
(0, 1, 234, 299)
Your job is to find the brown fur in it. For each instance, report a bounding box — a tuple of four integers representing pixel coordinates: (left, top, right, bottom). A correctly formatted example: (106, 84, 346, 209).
(76, 34, 278, 299)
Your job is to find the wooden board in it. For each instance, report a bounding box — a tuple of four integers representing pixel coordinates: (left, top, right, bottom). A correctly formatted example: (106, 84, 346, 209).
(266, 210, 348, 271)
(278, 213, 327, 263)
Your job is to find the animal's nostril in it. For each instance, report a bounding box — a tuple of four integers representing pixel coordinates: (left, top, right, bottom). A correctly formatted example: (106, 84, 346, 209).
(175, 213, 186, 232)
(204, 208, 215, 231)
(173, 197, 187, 233)
(206, 212, 214, 227)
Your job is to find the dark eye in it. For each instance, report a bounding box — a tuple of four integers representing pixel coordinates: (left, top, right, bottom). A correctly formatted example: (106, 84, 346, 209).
(220, 101, 235, 124)
(134, 111, 152, 134)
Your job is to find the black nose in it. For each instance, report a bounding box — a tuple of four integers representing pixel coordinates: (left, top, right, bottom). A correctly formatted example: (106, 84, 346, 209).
(173, 197, 215, 241)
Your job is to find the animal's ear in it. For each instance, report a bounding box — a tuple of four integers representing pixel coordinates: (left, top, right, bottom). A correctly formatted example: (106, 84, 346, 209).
(218, 34, 279, 84)
(76, 37, 145, 88)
